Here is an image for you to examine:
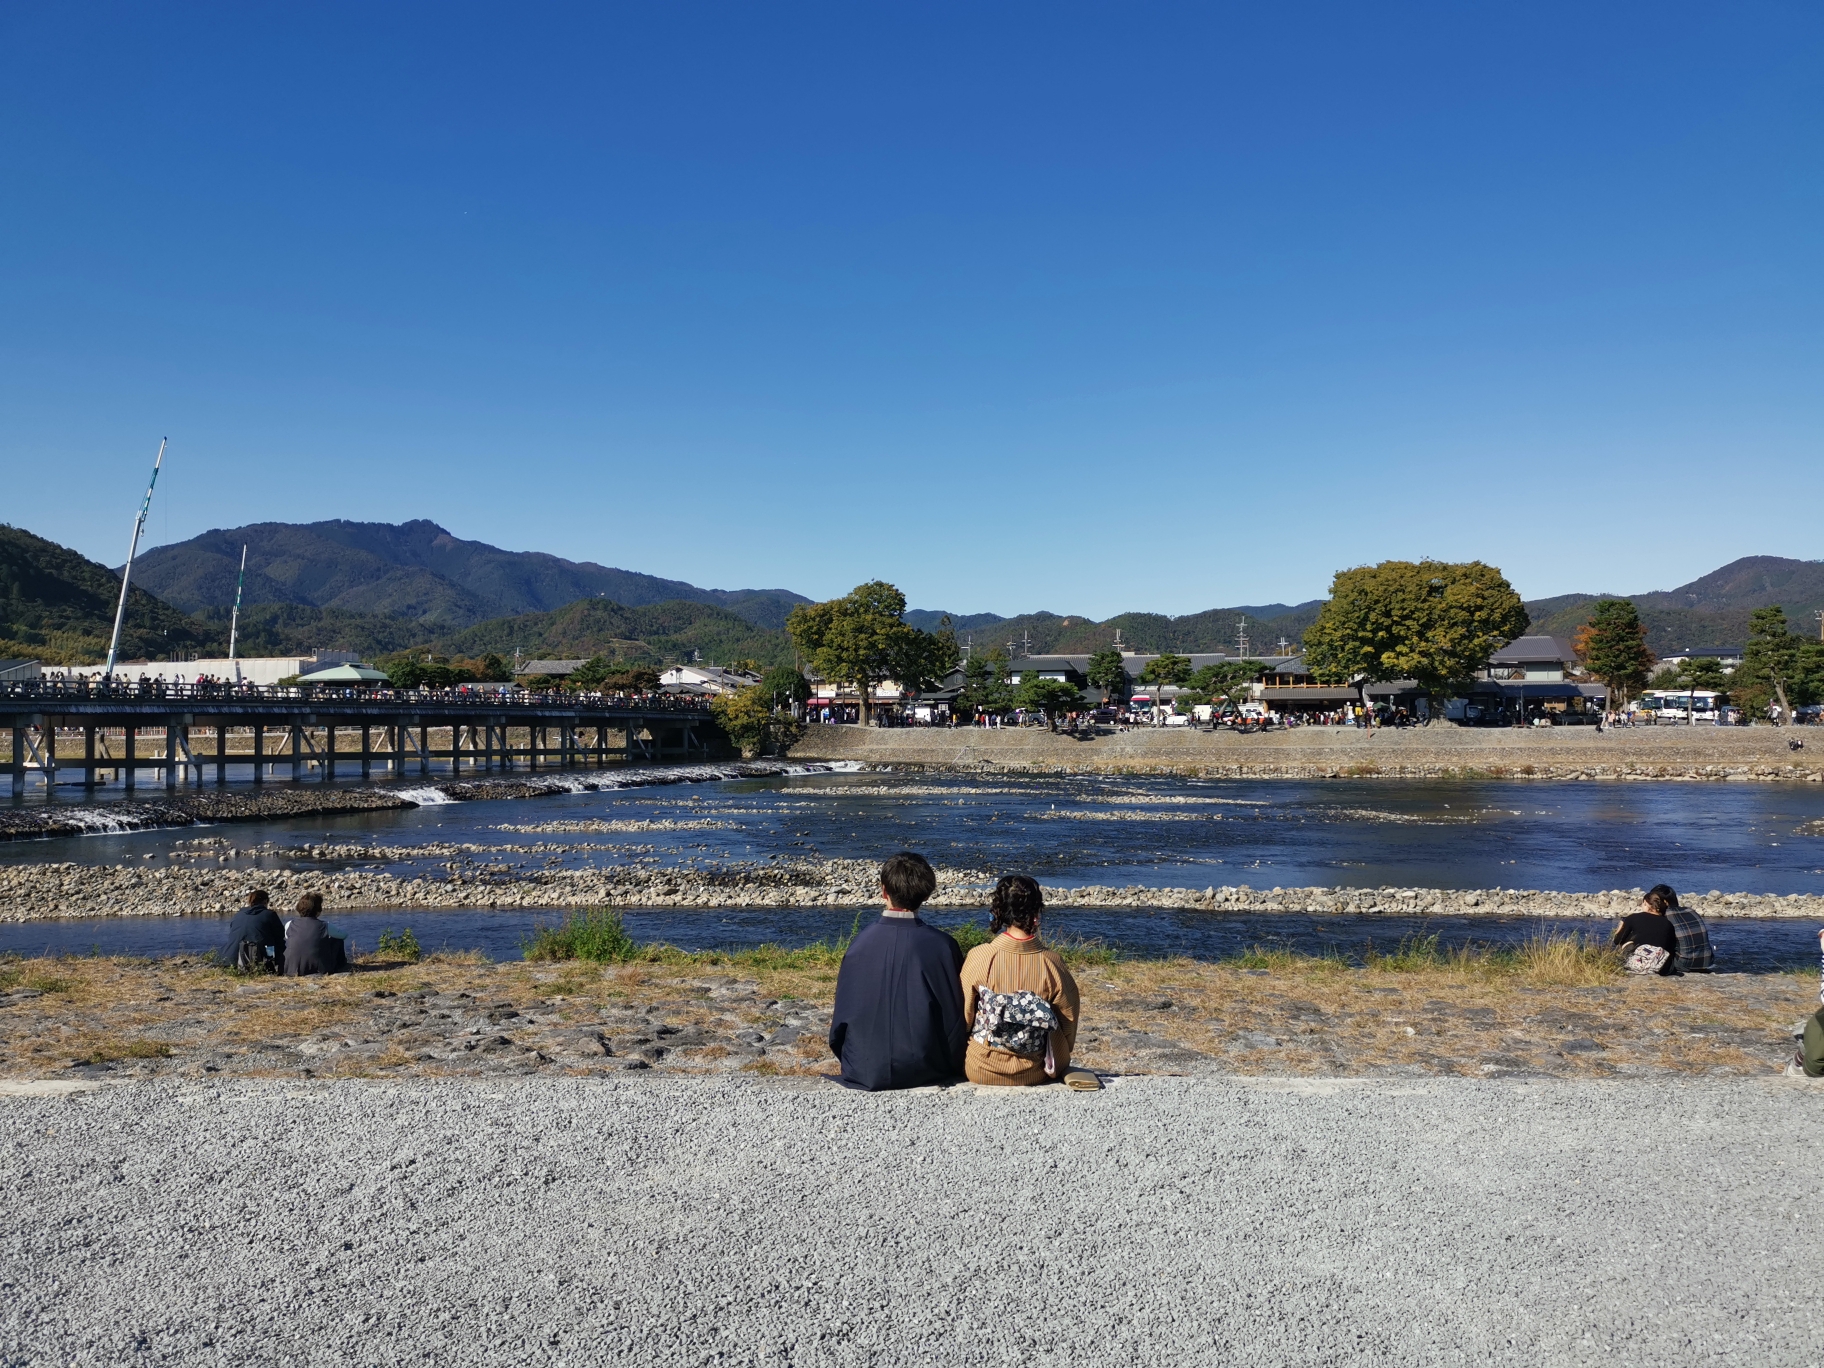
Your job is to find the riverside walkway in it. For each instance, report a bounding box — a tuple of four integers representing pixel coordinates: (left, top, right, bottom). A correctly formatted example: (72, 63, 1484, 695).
(1, 679, 716, 794)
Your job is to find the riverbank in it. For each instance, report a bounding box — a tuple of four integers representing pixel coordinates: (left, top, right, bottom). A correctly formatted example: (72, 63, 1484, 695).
(0, 760, 841, 842)
(788, 721, 1824, 780)
(4, 851, 1822, 921)
(0, 950, 1812, 1083)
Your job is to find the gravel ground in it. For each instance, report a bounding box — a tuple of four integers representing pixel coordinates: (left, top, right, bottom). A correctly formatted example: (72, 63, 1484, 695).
(3, 1075, 1821, 1366)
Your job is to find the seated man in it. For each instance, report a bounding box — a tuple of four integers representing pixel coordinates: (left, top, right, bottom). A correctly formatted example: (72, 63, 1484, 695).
(827, 852, 967, 1091)
(282, 892, 350, 976)
(217, 888, 285, 973)
(1662, 886, 1715, 974)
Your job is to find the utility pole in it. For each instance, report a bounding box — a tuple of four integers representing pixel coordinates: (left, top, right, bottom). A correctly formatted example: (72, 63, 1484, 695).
(105, 438, 166, 679)
(1235, 616, 1250, 660)
(1815, 609, 1823, 641)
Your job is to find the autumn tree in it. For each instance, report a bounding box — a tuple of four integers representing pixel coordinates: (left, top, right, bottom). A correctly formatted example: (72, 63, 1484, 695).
(1303, 559, 1529, 697)
(786, 582, 959, 725)
(1571, 599, 1655, 709)
(711, 685, 778, 757)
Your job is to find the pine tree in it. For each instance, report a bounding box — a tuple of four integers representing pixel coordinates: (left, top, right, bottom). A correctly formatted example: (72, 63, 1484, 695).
(1571, 599, 1655, 709)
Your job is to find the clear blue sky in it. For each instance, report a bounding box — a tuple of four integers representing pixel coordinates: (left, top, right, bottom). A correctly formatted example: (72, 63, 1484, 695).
(3, 3, 1819, 617)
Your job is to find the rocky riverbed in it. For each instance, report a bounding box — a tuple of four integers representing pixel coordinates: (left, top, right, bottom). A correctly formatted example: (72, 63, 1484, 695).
(3, 849, 1821, 921)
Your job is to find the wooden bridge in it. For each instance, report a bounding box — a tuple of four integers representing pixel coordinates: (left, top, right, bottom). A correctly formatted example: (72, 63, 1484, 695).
(1, 681, 718, 796)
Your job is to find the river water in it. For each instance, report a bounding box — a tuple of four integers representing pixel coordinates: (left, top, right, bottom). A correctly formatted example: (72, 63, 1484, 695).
(3, 769, 1821, 964)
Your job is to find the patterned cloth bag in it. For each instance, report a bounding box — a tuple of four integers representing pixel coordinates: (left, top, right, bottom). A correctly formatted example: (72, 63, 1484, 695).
(1625, 944, 1670, 976)
(971, 987, 1060, 1059)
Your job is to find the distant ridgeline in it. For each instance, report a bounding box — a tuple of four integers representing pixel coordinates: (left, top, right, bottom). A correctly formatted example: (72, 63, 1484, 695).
(4, 515, 1819, 668)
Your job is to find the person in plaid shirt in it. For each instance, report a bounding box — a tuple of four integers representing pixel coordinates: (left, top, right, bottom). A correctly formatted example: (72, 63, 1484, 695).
(1653, 884, 1715, 974)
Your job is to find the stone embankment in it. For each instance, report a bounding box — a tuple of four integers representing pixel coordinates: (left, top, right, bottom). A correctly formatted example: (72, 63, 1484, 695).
(4, 853, 1820, 922)
(0, 760, 833, 842)
(787, 722, 1824, 782)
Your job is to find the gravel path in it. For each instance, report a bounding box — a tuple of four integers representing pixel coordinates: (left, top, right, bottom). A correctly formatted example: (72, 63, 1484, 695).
(3, 1075, 1821, 1366)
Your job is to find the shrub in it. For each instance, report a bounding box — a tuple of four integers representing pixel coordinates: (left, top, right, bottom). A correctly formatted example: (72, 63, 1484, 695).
(522, 907, 641, 963)
(376, 927, 423, 963)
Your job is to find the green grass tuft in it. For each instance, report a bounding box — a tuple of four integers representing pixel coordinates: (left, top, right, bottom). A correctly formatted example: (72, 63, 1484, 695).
(376, 927, 423, 963)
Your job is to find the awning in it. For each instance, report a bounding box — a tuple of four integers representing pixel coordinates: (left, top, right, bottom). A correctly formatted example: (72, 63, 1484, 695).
(1259, 687, 1359, 702)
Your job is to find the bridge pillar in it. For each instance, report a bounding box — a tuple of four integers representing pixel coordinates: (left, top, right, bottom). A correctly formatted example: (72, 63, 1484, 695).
(10, 725, 22, 797)
(419, 725, 429, 776)
(42, 722, 55, 792)
(325, 725, 336, 782)
(86, 725, 97, 791)
(124, 727, 136, 791)
(215, 723, 227, 785)
(165, 726, 178, 789)
(252, 725, 264, 783)
(361, 725, 371, 778)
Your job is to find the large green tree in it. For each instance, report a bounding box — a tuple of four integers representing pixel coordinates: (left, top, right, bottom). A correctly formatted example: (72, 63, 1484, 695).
(1138, 652, 1193, 693)
(1176, 659, 1265, 709)
(1303, 559, 1529, 696)
(760, 665, 811, 709)
(1572, 599, 1655, 709)
(1085, 646, 1130, 702)
(957, 647, 1015, 720)
(1016, 673, 1085, 729)
(786, 582, 959, 725)
(1733, 606, 1824, 722)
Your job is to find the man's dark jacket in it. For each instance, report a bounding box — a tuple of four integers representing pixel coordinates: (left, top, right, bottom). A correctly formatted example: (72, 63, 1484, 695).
(282, 915, 349, 977)
(828, 915, 967, 1091)
(218, 906, 286, 971)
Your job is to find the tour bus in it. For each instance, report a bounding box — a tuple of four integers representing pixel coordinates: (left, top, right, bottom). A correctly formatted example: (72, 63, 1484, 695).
(1637, 689, 1726, 724)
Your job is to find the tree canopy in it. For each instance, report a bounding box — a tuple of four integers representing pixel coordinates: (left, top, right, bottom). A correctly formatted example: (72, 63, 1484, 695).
(1138, 652, 1193, 690)
(1016, 673, 1084, 728)
(957, 648, 1015, 719)
(786, 581, 959, 724)
(759, 665, 811, 706)
(711, 684, 792, 757)
(1572, 599, 1655, 706)
(1085, 647, 1129, 701)
(1732, 606, 1824, 721)
(1303, 560, 1528, 695)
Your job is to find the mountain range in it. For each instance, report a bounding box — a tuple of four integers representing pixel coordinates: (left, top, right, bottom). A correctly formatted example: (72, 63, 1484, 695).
(130, 519, 811, 631)
(5, 516, 1819, 669)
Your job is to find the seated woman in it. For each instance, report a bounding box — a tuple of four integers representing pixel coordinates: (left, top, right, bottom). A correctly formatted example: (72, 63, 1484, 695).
(1612, 884, 1682, 975)
(960, 875, 1080, 1086)
(282, 892, 350, 976)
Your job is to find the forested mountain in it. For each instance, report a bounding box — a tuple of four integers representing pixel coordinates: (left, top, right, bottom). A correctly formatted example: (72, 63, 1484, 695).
(130, 519, 811, 630)
(1525, 557, 1824, 654)
(906, 602, 1325, 655)
(0, 524, 221, 664)
(431, 598, 797, 670)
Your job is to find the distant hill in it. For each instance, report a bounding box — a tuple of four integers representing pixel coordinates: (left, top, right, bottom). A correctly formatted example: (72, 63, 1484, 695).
(131, 519, 812, 631)
(0, 524, 221, 664)
(431, 598, 797, 670)
(1525, 557, 1824, 655)
(907, 602, 1324, 655)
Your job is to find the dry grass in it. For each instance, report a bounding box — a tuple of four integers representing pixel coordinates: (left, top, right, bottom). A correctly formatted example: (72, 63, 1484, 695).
(0, 948, 1807, 1081)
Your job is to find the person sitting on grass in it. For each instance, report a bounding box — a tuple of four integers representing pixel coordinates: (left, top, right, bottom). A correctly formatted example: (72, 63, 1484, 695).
(217, 888, 284, 973)
(827, 852, 967, 1091)
(1613, 884, 1685, 975)
(1790, 928, 1824, 1078)
(282, 892, 350, 977)
(959, 875, 1083, 1087)
(1661, 884, 1715, 974)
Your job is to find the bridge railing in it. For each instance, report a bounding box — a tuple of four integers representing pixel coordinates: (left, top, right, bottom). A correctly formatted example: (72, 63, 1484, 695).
(0, 678, 714, 713)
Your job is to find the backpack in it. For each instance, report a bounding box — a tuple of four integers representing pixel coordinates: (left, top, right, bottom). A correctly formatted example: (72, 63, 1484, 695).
(1625, 944, 1670, 976)
(235, 940, 273, 973)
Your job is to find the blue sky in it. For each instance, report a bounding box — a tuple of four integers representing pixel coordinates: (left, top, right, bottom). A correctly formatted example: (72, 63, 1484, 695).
(3, 3, 1819, 617)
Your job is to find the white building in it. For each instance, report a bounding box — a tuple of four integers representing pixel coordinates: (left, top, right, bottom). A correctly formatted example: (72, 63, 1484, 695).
(658, 664, 762, 695)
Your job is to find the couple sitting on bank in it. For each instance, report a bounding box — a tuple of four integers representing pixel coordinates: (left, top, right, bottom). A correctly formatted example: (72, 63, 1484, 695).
(218, 890, 350, 977)
(827, 851, 1094, 1091)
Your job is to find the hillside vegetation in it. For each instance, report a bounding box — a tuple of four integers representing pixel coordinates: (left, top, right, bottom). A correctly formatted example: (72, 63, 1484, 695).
(431, 598, 797, 670)
(130, 518, 810, 630)
(0, 525, 221, 664)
